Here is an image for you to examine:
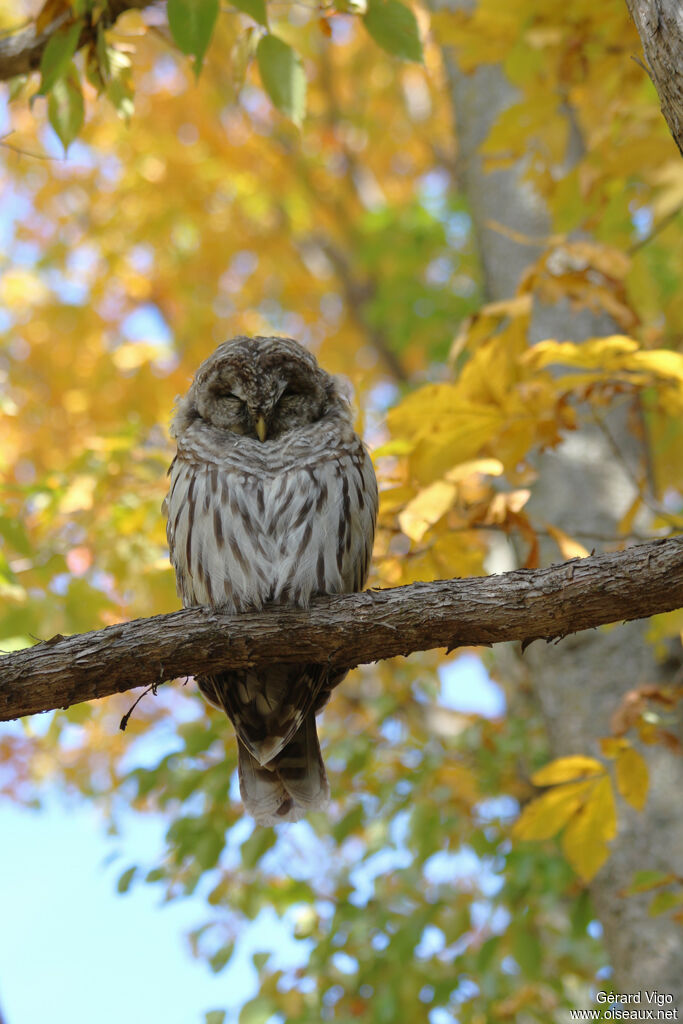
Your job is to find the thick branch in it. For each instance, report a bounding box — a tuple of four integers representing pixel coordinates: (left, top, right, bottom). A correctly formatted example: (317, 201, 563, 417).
(625, 0, 683, 155)
(2, 538, 682, 721)
(0, 1, 157, 82)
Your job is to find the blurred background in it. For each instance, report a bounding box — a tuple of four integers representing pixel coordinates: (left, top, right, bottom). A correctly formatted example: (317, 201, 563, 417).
(1, 0, 682, 1020)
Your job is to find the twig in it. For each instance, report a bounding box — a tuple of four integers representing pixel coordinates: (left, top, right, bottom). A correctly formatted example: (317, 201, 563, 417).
(119, 683, 158, 731)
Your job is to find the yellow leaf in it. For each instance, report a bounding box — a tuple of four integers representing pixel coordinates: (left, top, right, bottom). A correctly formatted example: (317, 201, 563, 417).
(372, 439, 415, 458)
(531, 755, 604, 787)
(439, 762, 480, 807)
(615, 746, 649, 811)
(544, 523, 590, 560)
(618, 494, 642, 536)
(562, 776, 617, 881)
(650, 160, 683, 218)
(485, 489, 531, 523)
(408, 409, 506, 485)
(444, 457, 504, 483)
(525, 336, 638, 372)
(630, 348, 683, 383)
(600, 737, 628, 759)
(0, 268, 49, 309)
(431, 529, 487, 578)
(59, 475, 96, 514)
(449, 295, 531, 360)
(112, 342, 160, 371)
(525, 336, 683, 388)
(398, 480, 456, 542)
(513, 779, 595, 841)
(378, 485, 417, 514)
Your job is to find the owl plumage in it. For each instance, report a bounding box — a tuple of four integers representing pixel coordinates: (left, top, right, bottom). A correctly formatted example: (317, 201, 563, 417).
(164, 336, 378, 826)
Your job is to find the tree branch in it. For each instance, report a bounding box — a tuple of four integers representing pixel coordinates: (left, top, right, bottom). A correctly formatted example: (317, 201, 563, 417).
(2, 537, 683, 721)
(0, 1, 157, 82)
(625, 0, 683, 156)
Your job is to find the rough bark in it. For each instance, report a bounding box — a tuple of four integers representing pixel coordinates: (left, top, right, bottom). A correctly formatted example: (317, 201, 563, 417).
(2, 538, 682, 721)
(436, 0, 683, 1001)
(0, 1, 156, 82)
(625, 0, 683, 156)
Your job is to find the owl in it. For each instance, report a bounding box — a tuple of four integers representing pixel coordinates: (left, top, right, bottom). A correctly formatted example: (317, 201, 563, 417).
(164, 336, 378, 826)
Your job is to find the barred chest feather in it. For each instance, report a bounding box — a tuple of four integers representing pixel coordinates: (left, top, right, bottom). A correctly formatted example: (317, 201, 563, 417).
(164, 417, 377, 615)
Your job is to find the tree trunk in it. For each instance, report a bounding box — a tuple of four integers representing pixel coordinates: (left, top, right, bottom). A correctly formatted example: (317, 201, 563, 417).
(436, 0, 683, 1000)
(625, 0, 683, 156)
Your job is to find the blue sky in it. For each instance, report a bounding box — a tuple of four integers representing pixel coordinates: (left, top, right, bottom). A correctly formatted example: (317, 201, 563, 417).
(0, 795, 310, 1024)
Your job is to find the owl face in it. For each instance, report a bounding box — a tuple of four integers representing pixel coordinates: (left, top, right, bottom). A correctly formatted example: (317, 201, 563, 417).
(175, 336, 341, 442)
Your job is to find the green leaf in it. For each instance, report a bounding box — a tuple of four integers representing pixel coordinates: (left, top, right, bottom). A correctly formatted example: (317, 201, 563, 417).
(117, 866, 137, 894)
(475, 935, 500, 973)
(84, 42, 105, 93)
(106, 73, 134, 122)
(195, 828, 224, 870)
(626, 869, 677, 895)
(39, 19, 83, 95)
(65, 701, 92, 724)
(0, 636, 32, 653)
(232, 0, 268, 27)
(94, 34, 135, 120)
(8, 75, 29, 102)
(167, 0, 219, 75)
(363, 0, 423, 62)
(648, 888, 683, 916)
(241, 826, 277, 869)
(512, 924, 542, 977)
(179, 719, 217, 756)
(208, 943, 235, 974)
(205, 1012, 226, 1024)
(332, 803, 365, 842)
(570, 887, 594, 937)
(0, 515, 32, 556)
(335, 0, 367, 12)
(47, 64, 84, 152)
(256, 34, 306, 126)
(239, 997, 277, 1024)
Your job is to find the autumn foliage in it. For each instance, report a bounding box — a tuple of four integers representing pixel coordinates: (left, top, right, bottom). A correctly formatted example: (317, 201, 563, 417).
(1, 0, 683, 1019)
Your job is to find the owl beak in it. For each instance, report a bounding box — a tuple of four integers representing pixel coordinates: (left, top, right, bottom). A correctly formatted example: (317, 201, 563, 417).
(255, 414, 268, 442)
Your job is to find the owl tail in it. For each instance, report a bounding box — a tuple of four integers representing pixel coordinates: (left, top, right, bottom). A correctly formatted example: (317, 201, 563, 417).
(238, 712, 329, 826)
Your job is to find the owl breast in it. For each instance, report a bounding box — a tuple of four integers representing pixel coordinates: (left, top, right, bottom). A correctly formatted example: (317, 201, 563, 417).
(165, 417, 377, 615)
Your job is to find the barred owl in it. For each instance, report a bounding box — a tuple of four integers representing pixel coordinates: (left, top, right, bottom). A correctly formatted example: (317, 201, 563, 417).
(164, 336, 378, 826)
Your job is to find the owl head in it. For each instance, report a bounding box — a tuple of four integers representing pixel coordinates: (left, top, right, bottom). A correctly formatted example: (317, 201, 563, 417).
(171, 336, 349, 442)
